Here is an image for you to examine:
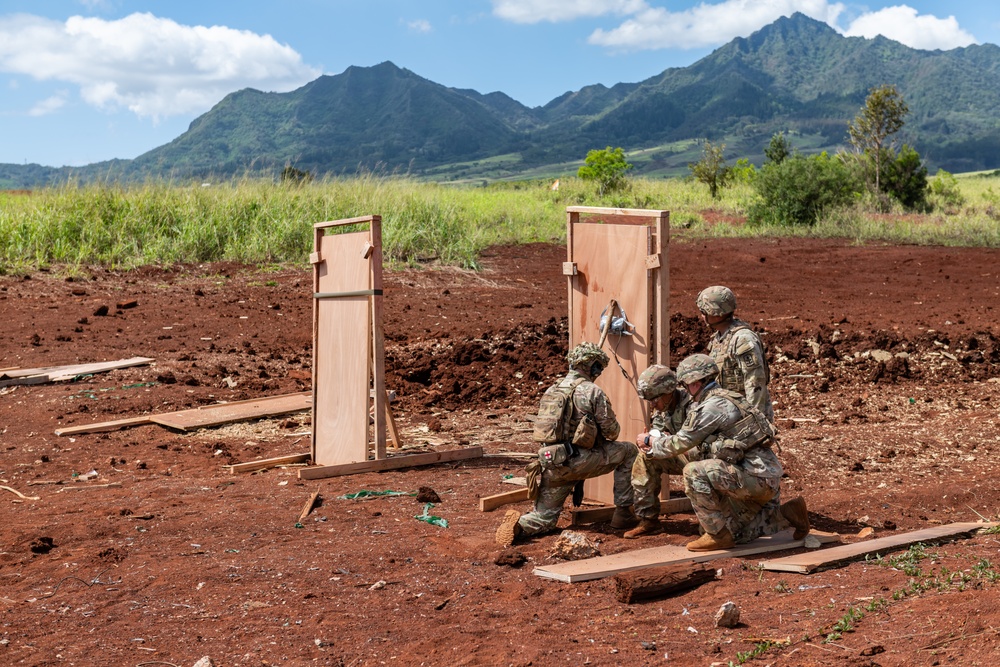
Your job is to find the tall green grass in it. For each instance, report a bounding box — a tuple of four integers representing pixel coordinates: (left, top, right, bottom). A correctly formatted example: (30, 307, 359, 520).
(2, 171, 999, 271)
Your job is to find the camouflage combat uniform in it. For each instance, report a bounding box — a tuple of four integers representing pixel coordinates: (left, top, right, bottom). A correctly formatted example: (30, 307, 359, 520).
(630, 388, 696, 520)
(518, 369, 637, 536)
(646, 381, 788, 543)
(708, 318, 774, 421)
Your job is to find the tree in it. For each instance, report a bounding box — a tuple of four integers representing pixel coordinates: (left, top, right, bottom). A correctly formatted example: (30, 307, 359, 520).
(882, 145, 928, 210)
(764, 132, 791, 165)
(689, 140, 732, 199)
(847, 85, 908, 199)
(578, 146, 632, 196)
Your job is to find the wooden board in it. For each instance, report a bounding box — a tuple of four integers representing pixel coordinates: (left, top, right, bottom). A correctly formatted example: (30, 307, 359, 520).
(760, 522, 996, 574)
(55, 416, 154, 436)
(313, 229, 372, 466)
(569, 496, 693, 525)
(0, 356, 153, 387)
(479, 488, 530, 512)
(150, 392, 312, 430)
(533, 530, 840, 583)
(298, 447, 484, 480)
(226, 453, 312, 474)
(568, 214, 665, 505)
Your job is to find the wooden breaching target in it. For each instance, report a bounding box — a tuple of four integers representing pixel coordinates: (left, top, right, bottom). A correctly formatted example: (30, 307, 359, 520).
(564, 206, 670, 505)
(300, 215, 481, 480)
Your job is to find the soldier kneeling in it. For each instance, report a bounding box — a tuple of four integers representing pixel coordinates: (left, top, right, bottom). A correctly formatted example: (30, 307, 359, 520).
(496, 342, 638, 547)
(635, 354, 810, 551)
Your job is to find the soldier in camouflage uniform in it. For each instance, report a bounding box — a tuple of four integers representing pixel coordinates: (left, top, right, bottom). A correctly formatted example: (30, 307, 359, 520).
(696, 286, 774, 421)
(637, 354, 810, 551)
(623, 365, 694, 538)
(496, 342, 638, 547)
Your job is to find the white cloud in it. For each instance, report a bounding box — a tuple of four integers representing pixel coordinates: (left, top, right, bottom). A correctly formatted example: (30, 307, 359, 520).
(492, 0, 647, 24)
(29, 92, 69, 116)
(588, 0, 845, 50)
(843, 6, 976, 50)
(407, 19, 433, 33)
(0, 12, 321, 119)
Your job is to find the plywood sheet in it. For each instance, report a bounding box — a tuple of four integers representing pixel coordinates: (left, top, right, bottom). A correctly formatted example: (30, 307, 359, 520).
(313, 230, 372, 466)
(570, 222, 651, 504)
(760, 522, 996, 573)
(0, 356, 153, 387)
(150, 392, 312, 430)
(534, 530, 840, 583)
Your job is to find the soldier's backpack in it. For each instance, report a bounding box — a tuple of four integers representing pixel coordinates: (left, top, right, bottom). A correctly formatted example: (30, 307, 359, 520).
(532, 376, 587, 444)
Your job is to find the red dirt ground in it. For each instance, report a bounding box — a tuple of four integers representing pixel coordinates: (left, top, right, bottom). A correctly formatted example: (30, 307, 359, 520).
(3, 236, 1000, 666)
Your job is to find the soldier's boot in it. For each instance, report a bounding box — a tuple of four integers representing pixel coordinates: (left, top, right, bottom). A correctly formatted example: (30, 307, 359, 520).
(780, 496, 811, 540)
(623, 517, 661, 539)
(495, 509, 523, 548)
(686, 527, 735, 552)
(610, 506, 638, 530)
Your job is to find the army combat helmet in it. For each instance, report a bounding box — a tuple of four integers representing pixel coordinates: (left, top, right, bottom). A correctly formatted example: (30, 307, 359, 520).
(567, 342, 609, 376)
(675, 354, 719, 385)
(696, 285, 737, 317)
(636, 365, 678, 400)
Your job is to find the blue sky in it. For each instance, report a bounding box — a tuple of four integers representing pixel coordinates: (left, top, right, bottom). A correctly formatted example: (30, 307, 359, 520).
(1, 0, 998, 167)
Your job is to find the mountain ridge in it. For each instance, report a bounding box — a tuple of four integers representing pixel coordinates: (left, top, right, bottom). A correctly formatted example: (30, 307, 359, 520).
(2, 12, 999, 188)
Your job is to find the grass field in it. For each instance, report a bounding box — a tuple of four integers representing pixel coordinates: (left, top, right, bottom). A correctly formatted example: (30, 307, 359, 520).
(1, 170, 999, 271)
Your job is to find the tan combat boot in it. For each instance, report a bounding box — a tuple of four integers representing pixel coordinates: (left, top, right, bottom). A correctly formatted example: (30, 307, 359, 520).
(686, 527, 735, 552)
(495, 509, 523, 548)
(610, 506, 638, 529)
(624, 517, 661, 539)
(780, 496, 811, 540)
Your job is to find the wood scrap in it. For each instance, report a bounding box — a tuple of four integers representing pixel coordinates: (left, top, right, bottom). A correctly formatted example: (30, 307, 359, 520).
(479, 488, 530, 512)
(0, 356, 153, 388)
(55, 416, 154, 436)
(56, 392, 312, 436)
(1, 485, 40, 501)
(570, 497, 693, 526)
(760, 522, 996, 573)
(534, 530, 840, 583)
(56, 483, 122, 492)
(227, 453, 311, 474)
(298, 489, 321, 524)
(298, 447, 484, 480)
(613, 563, 716, 604)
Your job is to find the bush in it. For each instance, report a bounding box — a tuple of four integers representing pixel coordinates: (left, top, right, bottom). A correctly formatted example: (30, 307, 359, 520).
(748, 152, 858, 226)
(928, 169, 965, 211)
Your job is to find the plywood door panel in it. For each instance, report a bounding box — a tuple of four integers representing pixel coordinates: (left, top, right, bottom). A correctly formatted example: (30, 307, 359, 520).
(314, 230, 372, 466)
(570, 222, 651, 504)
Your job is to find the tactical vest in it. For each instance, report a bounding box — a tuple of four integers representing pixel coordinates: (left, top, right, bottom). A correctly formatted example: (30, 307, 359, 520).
(532, 376, 587, 444)
(704, 387, 777, 451)
(710, 321, 770, 395)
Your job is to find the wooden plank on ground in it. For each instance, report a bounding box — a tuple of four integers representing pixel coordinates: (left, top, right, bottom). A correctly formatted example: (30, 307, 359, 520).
(570, 497, 693, 526)
(0, 357, 153, 386)
(298, 447, 483, 480)
(226, 453, 312, 474)
(55, 416, 154, 436)
(150, 392, 311, 430)
(760, 522, 996, 574)
(480, 488, 530, 512)
(533, 530, 840, 583)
